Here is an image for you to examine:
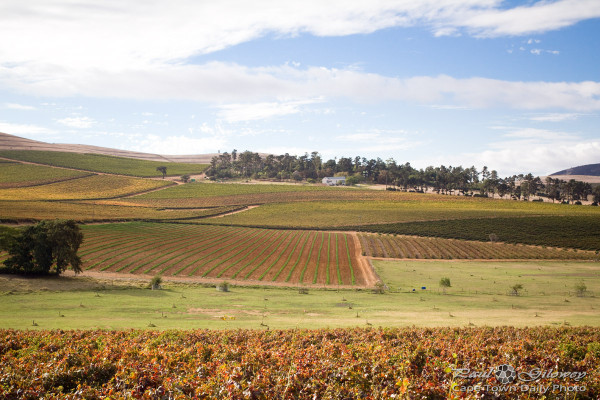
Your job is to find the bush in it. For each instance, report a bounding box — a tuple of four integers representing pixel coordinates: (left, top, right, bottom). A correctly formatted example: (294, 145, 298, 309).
(150, 275, 163, 290)
(216, 281, 230, 292)
(439, 277, 451, 294)
(372, 281, 385, 294)
(575, 281, 587, 297)
(510, 283, 523, 296)
(345, 175, 362, 186)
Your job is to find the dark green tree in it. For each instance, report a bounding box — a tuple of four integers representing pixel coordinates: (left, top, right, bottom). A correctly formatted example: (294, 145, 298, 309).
(2, 220, 83, 275)
(156, 166, 167, 179)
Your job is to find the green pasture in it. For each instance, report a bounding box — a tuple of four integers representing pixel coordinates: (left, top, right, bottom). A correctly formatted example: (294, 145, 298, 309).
(202, 198, 600, 227)
(0, 150, 207, 177)
(135, 181, 342, 198)
(0, 201, 236, 223)
(0, 260, 598, 329)
(0, 162, 92, 187)
(0, 175, 173, 201)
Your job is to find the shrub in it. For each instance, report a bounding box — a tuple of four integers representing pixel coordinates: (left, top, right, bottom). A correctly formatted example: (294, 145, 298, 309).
(150, 275, 163, 290)
(510, 283, 523, 296)
(372, 281, 385, 294)
(216, 281, 230, 292)
(439, 277, 451, 294)
(575, 281, 587, 297)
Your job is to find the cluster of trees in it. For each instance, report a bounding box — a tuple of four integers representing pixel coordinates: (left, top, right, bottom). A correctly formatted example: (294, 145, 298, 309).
(0, 220, 83, 276)
(206, 150, 599, 203)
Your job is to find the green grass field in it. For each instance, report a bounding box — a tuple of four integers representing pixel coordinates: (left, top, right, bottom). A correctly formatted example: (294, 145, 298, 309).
(201, 197, 600, 227)
(0, 174, 174, 200)
(0, 150, 208, 177)
(135, 181, 341, 198)
(0, 162, 93, 188)
(1, 260, 597, 329)
(0, 201, 240, 223)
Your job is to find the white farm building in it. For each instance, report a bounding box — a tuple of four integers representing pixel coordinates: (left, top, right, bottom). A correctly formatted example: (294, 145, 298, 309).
(322, 177, 346, 186)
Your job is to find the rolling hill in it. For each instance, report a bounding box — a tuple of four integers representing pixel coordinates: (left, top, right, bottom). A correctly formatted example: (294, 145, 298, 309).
(0, 131, 215, 163)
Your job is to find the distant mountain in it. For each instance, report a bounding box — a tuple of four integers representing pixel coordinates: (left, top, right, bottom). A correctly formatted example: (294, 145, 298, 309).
(0, 131, 215, 164)
(551, 163, 600, 177)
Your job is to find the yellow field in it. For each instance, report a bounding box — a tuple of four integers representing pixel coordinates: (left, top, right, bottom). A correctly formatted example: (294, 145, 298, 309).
(0, 175, 173, 200)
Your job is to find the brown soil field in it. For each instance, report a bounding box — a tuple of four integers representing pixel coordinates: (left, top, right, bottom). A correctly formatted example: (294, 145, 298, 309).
(79, 224, 371, 287)
(359, 233, 598, 260)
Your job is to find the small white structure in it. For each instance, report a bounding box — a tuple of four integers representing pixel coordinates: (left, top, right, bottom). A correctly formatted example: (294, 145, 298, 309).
(322, 176, 346, 186)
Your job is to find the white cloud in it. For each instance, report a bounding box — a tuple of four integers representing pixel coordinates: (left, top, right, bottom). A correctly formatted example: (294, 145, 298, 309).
(337, 133, 383, 142)
(413, 137, 600, 177)
(457, 0, 600, 37)
(0, 121, 55, 135)
(129, 134, 228, 155)
(335, 129, 423, 153)
(1, 0, 598, 71)
(529, 113, 583, 122)
(456, 126, 597, 175)
(217, 99, 321, 122)
(500, 127, 579, 142)
(471, 140, 600, 176)
(56, 116, 96, 129)
(530, 48, 560, 55)
(0, 1, 597, 112)
(3, 62, 599, 111)
(4, 103, 36, 110)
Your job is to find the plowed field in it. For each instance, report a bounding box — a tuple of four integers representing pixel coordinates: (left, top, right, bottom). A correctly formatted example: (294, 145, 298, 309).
(80, 223, 371, 286)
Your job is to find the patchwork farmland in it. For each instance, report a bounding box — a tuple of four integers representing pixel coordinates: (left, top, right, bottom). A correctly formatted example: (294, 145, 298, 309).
(80, 223, 371, 286)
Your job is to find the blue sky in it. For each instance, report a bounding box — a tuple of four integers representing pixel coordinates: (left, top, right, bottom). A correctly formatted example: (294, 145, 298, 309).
(1, 0, 599, 176)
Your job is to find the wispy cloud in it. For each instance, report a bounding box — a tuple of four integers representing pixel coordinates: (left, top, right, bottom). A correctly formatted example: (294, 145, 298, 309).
(56, 116, 96, 129)
(217, 99, 322, 122)
(0, 121, 56, 136)
(529, 113, 584, 122)
(335, 129, 423, 154)
(4, 103, 36, 110)
(3, 62, 599, 111)
(501, 127, 579, 142)
(530, 48, 560, 55)
(456, 0, 600, 37)
(129, 134, 228, 155)
(1, 1, 598, 72)
(414, 128, 599, 176)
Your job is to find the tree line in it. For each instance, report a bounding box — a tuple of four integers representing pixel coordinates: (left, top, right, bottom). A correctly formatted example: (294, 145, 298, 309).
(206, 150, 600, 203)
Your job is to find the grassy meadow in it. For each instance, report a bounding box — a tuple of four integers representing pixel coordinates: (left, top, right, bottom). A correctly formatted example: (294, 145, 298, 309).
(0, 150, 208, 177)
(0, 162, 93, 188)
(1, 260, 598, 329)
